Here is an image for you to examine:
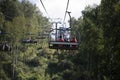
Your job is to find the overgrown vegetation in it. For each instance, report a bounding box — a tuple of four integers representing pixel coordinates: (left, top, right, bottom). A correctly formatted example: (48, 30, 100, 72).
(0, 0, 120, 80)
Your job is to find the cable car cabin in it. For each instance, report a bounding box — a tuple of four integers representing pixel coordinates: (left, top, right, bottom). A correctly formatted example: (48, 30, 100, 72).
(49, 28, 80, 50)
(0, 43, 11, 51)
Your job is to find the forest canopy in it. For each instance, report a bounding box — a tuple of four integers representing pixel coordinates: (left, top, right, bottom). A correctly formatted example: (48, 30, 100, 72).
(0, 0, 120, 80)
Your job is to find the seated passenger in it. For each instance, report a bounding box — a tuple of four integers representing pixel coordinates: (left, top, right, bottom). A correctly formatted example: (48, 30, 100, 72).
(57, 36, 64, 42)
(57, 36, 64, 48)
(26, 37, 31, 42)
(71, 38, 77, 42)
(70, 38, 77, 48)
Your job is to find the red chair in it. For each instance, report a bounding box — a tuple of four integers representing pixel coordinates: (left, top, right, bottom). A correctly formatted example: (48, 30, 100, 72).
(57, 36, 64, 47)
(70, 38, 77, 48)
(71, 38, 77, 42)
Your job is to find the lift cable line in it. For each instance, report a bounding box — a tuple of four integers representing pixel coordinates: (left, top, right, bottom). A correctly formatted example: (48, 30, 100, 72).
(63, 0, 70, 23)
(49, 9, 80, 50)
(38, 0, 80, 50)
(39, 0, 49, 17)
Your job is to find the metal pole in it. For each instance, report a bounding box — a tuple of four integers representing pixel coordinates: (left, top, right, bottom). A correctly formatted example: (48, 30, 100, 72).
(55, 23, 58, 41)
(67, 11, 72, 29)
(67, 11, 72, 40)
(52, 22, 61, 41)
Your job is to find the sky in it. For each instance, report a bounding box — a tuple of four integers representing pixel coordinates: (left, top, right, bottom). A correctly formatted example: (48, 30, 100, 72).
(29, 0, 101, 25)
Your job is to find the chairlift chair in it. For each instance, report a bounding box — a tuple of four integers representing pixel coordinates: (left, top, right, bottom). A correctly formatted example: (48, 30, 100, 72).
(0, 31, 11, 51)
(0, 43, 11, 51)
(48, 28, 80, 50)
(21, 37, 37, 44)
(36, 33, 49, 39)
(21, 40, 37, 44)
(49, 11, 80, 50)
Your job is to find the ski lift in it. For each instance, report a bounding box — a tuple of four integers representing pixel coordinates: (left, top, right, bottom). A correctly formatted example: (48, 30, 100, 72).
(21, 40, 37, 44)
(36, 33, 49, 39)
(0, 31, 11, 51)
(0, 42, 11, 51)
(20, 32, 38, 44)
(21, 37, 37, 44)
(48, 12, 80, 50)
(48, 28, 80, 50)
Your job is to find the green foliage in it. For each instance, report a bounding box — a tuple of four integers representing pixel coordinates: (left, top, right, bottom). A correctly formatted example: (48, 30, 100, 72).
(0, 0, 51, 80)
(0, 0, 120, 80)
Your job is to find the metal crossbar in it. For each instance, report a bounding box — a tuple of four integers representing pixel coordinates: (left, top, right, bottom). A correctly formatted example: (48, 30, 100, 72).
(49, 41, 79, 45)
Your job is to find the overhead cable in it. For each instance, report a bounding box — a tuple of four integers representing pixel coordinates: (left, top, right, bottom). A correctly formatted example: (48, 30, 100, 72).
(39, 0, 49, 16)
(63, 0, 70, 23)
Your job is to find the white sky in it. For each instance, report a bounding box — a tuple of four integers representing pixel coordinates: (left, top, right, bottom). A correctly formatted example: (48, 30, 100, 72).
(29, 0, 101, 25)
